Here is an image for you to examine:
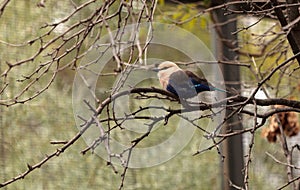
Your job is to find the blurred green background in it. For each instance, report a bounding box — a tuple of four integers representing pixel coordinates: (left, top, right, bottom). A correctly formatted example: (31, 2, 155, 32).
(0, 1, 296, 189)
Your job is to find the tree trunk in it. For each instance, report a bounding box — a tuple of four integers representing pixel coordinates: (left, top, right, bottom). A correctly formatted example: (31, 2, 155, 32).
(211, 0, 245, 189)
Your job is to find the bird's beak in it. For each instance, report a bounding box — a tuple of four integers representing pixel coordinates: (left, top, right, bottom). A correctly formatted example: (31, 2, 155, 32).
(151, 68, 160, 72)
(150, 63, 160, 72)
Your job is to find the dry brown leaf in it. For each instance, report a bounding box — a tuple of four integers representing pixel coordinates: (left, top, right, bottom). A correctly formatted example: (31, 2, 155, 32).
(262, 105, 300, 143)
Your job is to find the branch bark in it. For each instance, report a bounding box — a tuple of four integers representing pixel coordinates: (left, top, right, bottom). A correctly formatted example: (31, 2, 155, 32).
(270, 0, 300, 65)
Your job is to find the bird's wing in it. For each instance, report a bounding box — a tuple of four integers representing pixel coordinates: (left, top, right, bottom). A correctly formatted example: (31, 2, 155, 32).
(168, 70, 197, 98)
(185, 70, 227, 92)
(169, 70, 193, 88)
(184, 70, 214, 87)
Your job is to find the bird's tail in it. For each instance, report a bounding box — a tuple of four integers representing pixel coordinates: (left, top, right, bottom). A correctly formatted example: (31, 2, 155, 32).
(210, 86, 228, 93)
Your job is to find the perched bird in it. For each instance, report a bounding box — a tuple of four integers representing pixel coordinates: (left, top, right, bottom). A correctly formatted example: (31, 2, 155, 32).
(154, 61, 226, 98)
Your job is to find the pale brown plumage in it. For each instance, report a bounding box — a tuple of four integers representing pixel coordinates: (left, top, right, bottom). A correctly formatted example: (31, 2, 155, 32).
(157, 61, 182, 90)
(156, 61, 224, 98)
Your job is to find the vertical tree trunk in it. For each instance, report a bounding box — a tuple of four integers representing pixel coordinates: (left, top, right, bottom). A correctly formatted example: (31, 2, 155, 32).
(271, 0, 300, 65)
(287, 0, 300, 53)
(211, 0, 245, 189)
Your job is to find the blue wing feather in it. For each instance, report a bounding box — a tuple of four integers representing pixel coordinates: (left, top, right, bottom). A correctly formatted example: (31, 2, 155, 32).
(166, 84, 178, 97)
(165, 70, 226, 98)
(186, 70, 226, 93)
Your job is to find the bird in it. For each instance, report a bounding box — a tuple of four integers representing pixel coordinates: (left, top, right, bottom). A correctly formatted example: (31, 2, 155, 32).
(154, 61, 226, 98)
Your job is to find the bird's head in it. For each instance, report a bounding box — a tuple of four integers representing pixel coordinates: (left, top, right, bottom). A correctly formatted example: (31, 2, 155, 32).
(152, 61, 180, 73)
